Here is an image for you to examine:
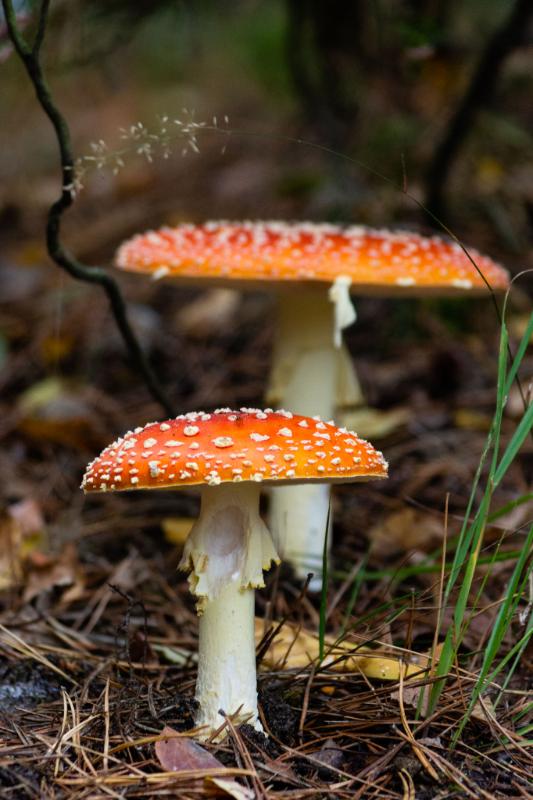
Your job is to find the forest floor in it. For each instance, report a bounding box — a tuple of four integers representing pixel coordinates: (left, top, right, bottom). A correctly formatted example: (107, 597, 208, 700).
(1, 204, 532, 797)
(1, 12, 533, 794)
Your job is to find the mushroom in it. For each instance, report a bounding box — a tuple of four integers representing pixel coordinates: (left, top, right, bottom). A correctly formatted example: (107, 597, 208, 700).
(115, 222, 509, 587)
(81, 408, 388, 737)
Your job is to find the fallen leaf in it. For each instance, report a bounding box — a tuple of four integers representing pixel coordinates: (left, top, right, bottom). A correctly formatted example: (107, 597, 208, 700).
(154, 644, 194, 666)
(162, 517, 194, 545)
(0, 512, 23, 591)
(209, 777, 254, 799)
(454, 408, 493, 431)
(339, 406, 409, 439)
(256, 619, 427, 680)
(368, 507, 445, 559)
(40, 334, 75, 364)
(155, 727, 254, 798)
(7, 498, 46, 540)
(475, 156, 504, 192)
(155, 726, 221, 772)
(176, 289, 241, 338)
(23, 543, 85, 604)
(0, 499, 47, 591)
(17, 378, 107, 450)
(310, 738, 344, 771)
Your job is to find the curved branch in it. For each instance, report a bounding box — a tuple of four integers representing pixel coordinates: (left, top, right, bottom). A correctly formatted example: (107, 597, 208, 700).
(2, 0, 176, 417)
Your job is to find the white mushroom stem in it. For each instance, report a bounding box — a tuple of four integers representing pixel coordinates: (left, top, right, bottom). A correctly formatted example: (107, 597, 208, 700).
(195, 582, 257, 737)
(267, 287, 361, 591)
(179, 483, 279, 737)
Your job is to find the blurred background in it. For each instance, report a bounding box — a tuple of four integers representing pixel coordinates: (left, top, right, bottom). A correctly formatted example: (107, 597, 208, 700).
(0, 0, 532, 602)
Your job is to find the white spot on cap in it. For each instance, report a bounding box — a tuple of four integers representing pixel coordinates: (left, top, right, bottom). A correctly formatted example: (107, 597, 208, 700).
(213, 436, 234, 448)
(395, 276, 416, 287)
(278, 427, 293, 437)
(144, 437, 157, 448)
(250, 432, 270, 442)
(452, 278, 473, 289)
(149, 461, 160, 477)
(160, 423, 171, 431)
(165, 440, 183, 447)
(184, 425, 200, 436)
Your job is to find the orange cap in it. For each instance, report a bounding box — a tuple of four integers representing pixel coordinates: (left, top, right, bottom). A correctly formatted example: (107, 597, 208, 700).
(81, 409, 388, 492)
(116, 221, 509, 294)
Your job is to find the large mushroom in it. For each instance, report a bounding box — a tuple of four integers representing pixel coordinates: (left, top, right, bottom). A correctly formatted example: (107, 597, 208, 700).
(81, 408, 388, 737)
(115, 222, 509, 587)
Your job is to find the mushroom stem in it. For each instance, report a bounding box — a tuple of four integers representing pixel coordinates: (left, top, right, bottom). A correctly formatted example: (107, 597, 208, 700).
(179, 483, 279, 737)
(267, 289, 362, 590)
(196, 581, 258, 736)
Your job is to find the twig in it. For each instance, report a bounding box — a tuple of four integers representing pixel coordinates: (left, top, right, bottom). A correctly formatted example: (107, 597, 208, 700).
(1, 0, 175, 417)
(425, 0, 533, 220)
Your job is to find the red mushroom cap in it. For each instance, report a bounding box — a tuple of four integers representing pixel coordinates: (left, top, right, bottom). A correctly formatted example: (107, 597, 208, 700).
(82, 409, 388, 492)
(115, 221, 509, 294)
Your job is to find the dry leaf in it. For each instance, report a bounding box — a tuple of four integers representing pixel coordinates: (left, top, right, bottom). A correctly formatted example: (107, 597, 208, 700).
(0, 512, 23, 591)
(17, 377, 107, 450)
(155, 727, 221, 772)
(23, 543, 85, 604)
(155, 727, 254, 798)
(454, 408, 493, 431)
(0, 499, 47, 591)
(256, 619, 427, 680)
(310, 738, 344, 770)
(176, 289, 241, 338)
(162, 517, 194, 545)
(339, 406, 409, 439)
(368, 507, 445, 559)
(209, 777, 254, 799)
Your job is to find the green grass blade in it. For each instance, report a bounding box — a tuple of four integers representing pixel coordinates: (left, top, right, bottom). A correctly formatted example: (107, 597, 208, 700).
(488, 493, 533, 523)
(318, 503, 331, 663)
(494, 400, 533, 487)
(340, 552, 368, 635)
(504, 311, 533, 396)
(429, 323, 510, 715)
(452, 523, 533, 742)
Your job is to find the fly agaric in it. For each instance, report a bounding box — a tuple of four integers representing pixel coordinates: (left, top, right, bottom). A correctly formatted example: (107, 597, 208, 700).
(115, 222, 509, 588)
(81, 408, 388, 737)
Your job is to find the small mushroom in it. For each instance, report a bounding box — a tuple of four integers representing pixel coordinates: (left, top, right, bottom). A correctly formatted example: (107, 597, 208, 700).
(81, 408, 388, 738)
(115, 222, 509, 588)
